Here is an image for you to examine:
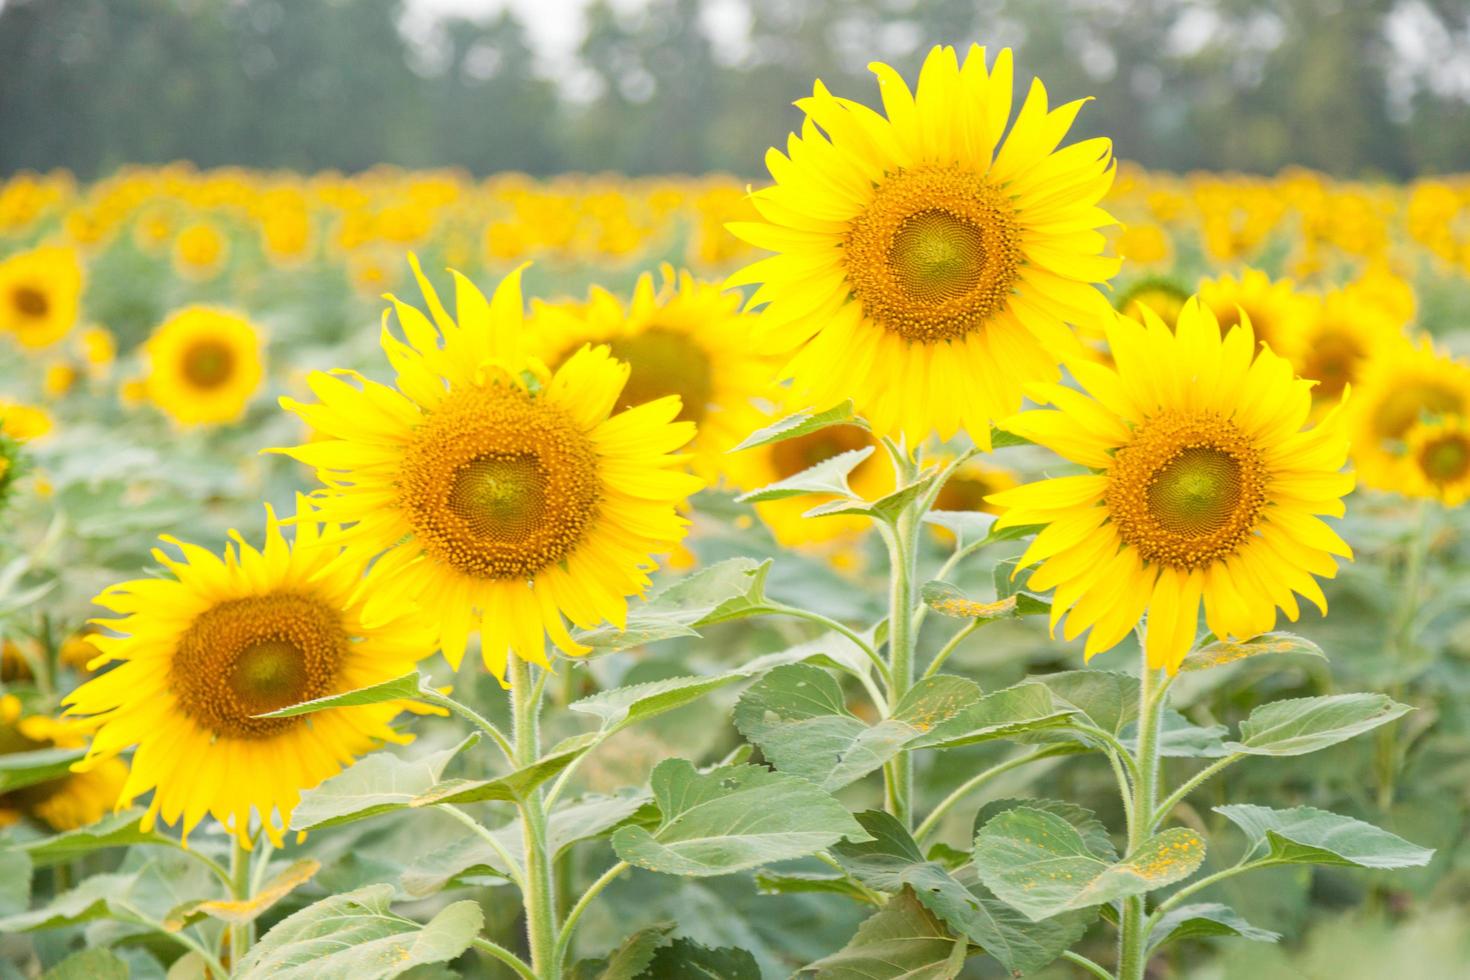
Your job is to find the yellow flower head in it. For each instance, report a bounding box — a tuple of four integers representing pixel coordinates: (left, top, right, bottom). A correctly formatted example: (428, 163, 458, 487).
(275, 258, 703, 682)
(64, 501, 437, 846)
(530, 265, 775, 490)
(0, 401, 54, 442)
(989, 300, 1354, 672)
(744, 422, 893, 551)
(1278, 288, 1401, 412)
(1196, 269, 1315, 354)
(172, 221, 228, 280)
(1114, 277, 1190, 330)
(0, 244, 84, 349)
(144, 307, 265, 426)
(1402, 415, 1470, 506)
(0, 696, 127, 833)
(1347, 336, 1470, 493)
(727, 44, 1119, 447)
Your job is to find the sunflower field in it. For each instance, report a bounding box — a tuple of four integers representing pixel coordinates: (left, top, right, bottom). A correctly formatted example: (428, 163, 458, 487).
(4, 43, 1470, 980)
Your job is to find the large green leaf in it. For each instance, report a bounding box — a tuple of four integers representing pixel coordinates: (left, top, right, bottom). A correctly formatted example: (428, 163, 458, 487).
(18, 809, 173, 867)
(41, 948, 129, 980)
(803, 888, 968, 980)
(569, 923, 675, 980)
(908, 681, 1077, 750)
(611, 758, 869, 877)
(733, 664, 979, 790)
(738, 448, 874, 503)
(1214, 804, 1434, 869)
(1122, 710, 1231, 759)
(235, 884, 482, 980)
(971, 799, 1117, 862)
(832, 811, 1089, 976)
(257, 671, 426, 719)
(730, 401, 867, 452)
(0, 848, 30, 917)
(1147, 902, 1281, 951)
(291, 734, 478, 831)
(973, 807, 1205, 921)
(1226, 694, 1412, 757)
(571, 672, 748, 732)
(1035, 671, 1140, 736)
(0, 745, 86, 793)
(0, 869, 141, 932)
(576, 558, 772, 650)
(641, 938, 761, 979)
(804, 469, 939, 524)
(410, 732, 597, 805)
(1179, 632, 1326, 672)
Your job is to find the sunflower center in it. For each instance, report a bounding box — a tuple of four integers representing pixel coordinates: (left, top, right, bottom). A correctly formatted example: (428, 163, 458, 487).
(171, 593, 346, 739)
(181, 340, 237, 389)
(1373, 382, 1462, 441)
(844, 166, 1022, 344)
(12, 286, 48, 318)
(934, 472, 1000, 513)
(1302, 330, 1364, 400)
(1420, 434, 1470, 484)
(604, 327, 714, 425)
(1106, 412, 1268, 570)
(400, 384, 600, 580)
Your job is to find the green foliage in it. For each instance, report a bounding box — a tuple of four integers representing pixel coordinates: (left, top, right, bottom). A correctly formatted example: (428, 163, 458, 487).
(1214, 804, 1435, 869)
(291, 734, 480, 831)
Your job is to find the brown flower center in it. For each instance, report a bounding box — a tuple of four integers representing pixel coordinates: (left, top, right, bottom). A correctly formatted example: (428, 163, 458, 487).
(844, 166, 1022, 343)
(1106, 412, 1268, 570)
(170, 593, 346, 739)
(12, 286, 48, 319)
(603, 327, 714, 425)
(1373, 381, 1463, 442)
(1419, 433, 1470, 484)
(181, 339, 237, 389)
(400, 384, 600, 580)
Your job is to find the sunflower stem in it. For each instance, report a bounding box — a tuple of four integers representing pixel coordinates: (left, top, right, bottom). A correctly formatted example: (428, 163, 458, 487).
(1117, 657, 1165, 980)
(881, 443, 921, 827)
(509, 652, 558, 980)
(228, 835, 253, 969)
(1377, 499, 1431, 811)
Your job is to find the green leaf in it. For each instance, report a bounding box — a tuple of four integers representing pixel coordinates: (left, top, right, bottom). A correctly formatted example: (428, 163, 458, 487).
(0, 848, 30, 916)
(971, 799, 1117, 862)
(0, 869, 140, 932)
(1227, 694, 1413, 757)
(1180, 632, 1326, 672)
(642, 938, 761, 979)
(401, 789, 650, 897)
(730, 401, 867, 452)
(1122, 710, 1231, 759)
(973, 807, 1205, 921)
(577, 559, 772, 649)
(409, 732, 597, 805)
(738, 448, 874, 503)
(571, 672, 747, 732)
(18, 809, 172, 867)
(611, 758, 869, 877)
(733, 664, 979, 790)
(832, 811, 1089, 975)
(920, 582, 1044, 622)
(1147, 902, 1280, 951)
(740, 628, 878, 679)
(803, 888, 968, 980)
(754, 870, 874, 902)
(1037, 670, 1139, 736)
(804, 469, 938, 524)
(569, 922, 675, 980)
(0, 745, 86, 793)
(989, 426, 1032, 450)
(909, 681, 1077, 751)
(236, 884, 483, 980)
(1214, 804, 1434, 869)
(257, 671, 426, 718)
(41, 948, 129, 980)
(291, 734, 479, 831)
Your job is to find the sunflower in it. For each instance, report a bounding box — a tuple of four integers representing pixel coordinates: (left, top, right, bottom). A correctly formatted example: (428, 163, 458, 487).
(0, 244, 83, 349)
(530, 266, 774, 489)
(172, 222, 228, 281)
(1403, 416, 1470, 506)
(1196, 269, 1314, 353)
(0, 401, 54, 441)
(0, 695, 127, 832)
(726, 44, 1119, 447)
(1347, 336, 1470, 492)
(143, 306, 265, 426)
(274, 258, 702, 682)
(63, 502, 436, 846)
(988, 300, 1354, 672)
(1278, 289, 1399, 412)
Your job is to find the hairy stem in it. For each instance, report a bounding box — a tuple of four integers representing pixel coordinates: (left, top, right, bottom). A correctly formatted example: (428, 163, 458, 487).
(510, 652, 558, 979)
(1117, 660, 1165, 980)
